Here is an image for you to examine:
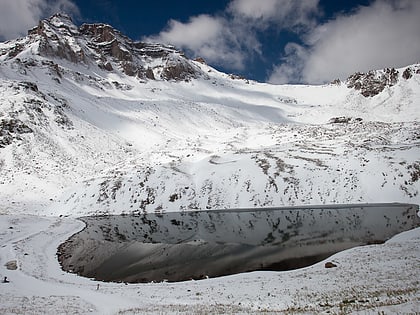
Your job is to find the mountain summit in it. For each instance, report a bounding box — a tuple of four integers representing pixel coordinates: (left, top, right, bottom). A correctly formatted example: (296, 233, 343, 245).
(0, 15, 419, 215)
(4, 13, 204, 82)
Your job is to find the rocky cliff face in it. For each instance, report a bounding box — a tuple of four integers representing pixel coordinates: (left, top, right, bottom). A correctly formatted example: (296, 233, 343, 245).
(346, 65, 420, 97)
(3, 13, 204, 82)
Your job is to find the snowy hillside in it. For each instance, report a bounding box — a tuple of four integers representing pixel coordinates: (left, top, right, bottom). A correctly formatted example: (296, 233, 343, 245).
(0, 13, 419, 216)
(0, 14, 419, 315)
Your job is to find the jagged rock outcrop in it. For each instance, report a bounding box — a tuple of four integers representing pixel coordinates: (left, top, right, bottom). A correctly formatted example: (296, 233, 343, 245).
(0, 79, 74, 148)
(403, 67, 413, 80)
(402, 65, 420, 80)
(162, 55, 199, 81)
(28, 14, 85, 63)
(346, 67, 399, 97)
(5, 13, 205, 82)
(0, 118, 33, 148)
(329, 116, 362, 124)
(346, 64, 420, 97)
(194, 57, 206, 64)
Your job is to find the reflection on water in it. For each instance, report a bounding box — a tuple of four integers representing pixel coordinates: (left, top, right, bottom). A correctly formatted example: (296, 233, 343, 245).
(58, 203, 419, 283)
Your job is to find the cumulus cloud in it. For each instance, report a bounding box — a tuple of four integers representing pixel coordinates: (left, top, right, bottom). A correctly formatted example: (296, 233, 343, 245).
(144, 14, 260, 70)
(269, 0, 420, 84)
(228, 0, 279, 20)
(144, 0, 320, 71)
(0, 0, 79, 41)
(268, 43, 308, 84)
(228, 0, 320, 31)
(145, 0, 420, 84)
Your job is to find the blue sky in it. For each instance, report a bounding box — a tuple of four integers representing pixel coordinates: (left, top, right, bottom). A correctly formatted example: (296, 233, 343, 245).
(1, 0, 419, 84)
(71, 0, 371, 82)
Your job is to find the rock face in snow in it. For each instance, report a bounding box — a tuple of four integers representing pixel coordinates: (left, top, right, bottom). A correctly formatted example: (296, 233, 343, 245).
(0, 118, 33, 148)
(7, 14, 204, 82)
(0, 14, 419, 216)
(346, 65, 420, 97)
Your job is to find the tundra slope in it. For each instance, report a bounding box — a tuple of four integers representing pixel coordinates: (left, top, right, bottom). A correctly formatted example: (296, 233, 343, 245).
(0, 14, 419, 216)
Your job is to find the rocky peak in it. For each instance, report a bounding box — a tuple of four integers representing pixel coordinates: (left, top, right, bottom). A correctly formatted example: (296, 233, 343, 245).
(346, 64, 420, 97)
(9, 14, 205, 82)
(28, 13, 78, 37)
(26, 13, 84, 63)
(78, 23, 201, 80)
(346, 67, 399, 97)
(79, 23, 134, 65)
(27, 14, 81, 43)
(161, 54, 199, 81)
(79, 23, 117, 43)
(402, 65, 420, 80)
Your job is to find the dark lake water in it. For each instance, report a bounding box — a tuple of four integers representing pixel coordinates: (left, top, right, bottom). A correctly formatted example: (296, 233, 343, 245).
(58, 203, 419, 283)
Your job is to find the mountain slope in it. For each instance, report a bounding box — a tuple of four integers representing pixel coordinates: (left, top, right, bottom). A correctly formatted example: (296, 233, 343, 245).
(0, 14, 419, 215)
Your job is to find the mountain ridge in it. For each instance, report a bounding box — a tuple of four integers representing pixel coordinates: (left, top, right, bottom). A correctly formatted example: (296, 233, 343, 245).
(0, 15, 419, 215)
(2, 13, 206, 82)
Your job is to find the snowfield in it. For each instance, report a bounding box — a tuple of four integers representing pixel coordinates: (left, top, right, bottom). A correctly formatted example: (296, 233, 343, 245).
(0, 14, 419, 313)
(0, 215, 419, 314)
(0, 68, 418, 215)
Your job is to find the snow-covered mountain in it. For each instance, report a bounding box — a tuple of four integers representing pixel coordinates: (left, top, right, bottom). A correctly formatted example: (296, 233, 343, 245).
(0, 14, 419, 216)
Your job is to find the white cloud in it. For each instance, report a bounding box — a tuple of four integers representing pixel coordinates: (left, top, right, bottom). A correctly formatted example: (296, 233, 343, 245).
(148, 15, 222, 49)
(228, 0, 320, 30)
(268, 43, 308, 84)
(144, 0, 320, 71)
(0, 0, 79, 41)
(144, 14, 260, 70)
(228, 0, 279, 20)
(269, 0, 420, 84)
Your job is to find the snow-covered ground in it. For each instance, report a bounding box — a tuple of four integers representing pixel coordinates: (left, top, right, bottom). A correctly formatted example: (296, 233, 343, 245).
(0, 64, 418, 215)
(0, 17, 419, 215)
(0, 214, 419, 314)
(1, 15, 419, 313)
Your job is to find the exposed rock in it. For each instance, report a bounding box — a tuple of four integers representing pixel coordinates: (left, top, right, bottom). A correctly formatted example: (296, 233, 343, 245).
(402, 67, 413, 80)
(31, 15, 81, 62)
(28, 13, 76, 37)
(109, 40, 132, 61)
(325, 261, 337, 268)
(230, 74, 246, 80)
(121, 61, 138, 76)
(329, 117, 363, 124)
(134, 42, 173, 59)
(329, 117, 352, 124)
(0, 118, 34, 148)
(19, 81, 39, 92)
(112, 81, 133, 91)
(99, 61, 113, 71)
(3, 14, 205, 83)
(407, 162, 420, 183)
(79, 23, 117, 43)
(7, 44, 24, 59)
(0, 118, 33, 136)
(145, 67, 155, 80)
(5, 260, 18, 270)
(162, 57, 199, 81)
(229, 73, 250, 84)
(347, 68, 399, 97)
(194, 57, 206, 64)
(79, 23, 202, 81)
